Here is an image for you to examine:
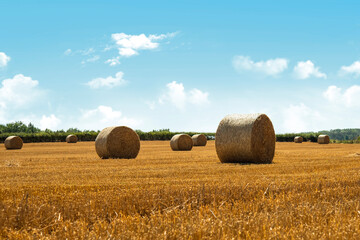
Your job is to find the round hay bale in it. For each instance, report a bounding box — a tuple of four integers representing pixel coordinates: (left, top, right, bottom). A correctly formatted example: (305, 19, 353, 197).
(66, 134, 78, 143)
(4, 136, 23, 150)
(170, 134, 193, 151)
(318, 135, 330, 144)
(192, 134, 207, 146)
(294, 136, 303, 143)
(215, 113, 275, 164)
(95, 126, 140, 159)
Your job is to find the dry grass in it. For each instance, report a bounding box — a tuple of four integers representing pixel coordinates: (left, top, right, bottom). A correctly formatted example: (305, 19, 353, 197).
(1, 141, 360, 239)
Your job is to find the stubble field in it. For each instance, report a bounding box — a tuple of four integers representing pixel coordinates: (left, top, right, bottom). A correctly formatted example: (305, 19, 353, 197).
(1, 141, 360, 239)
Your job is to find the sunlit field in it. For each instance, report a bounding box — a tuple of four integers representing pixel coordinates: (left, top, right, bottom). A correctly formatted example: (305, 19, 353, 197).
(1, 141, 360, 239)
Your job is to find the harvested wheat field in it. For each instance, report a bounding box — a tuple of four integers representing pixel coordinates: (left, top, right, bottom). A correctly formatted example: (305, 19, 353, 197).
(1, 141, 360, 239)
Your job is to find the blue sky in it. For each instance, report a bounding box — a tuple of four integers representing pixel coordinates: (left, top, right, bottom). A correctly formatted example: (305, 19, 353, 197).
(1, 0, 360, 133)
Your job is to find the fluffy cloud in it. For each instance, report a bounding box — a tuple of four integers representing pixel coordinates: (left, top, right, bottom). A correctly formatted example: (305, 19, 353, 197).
(340, 61, 360, 77)
(293, 60, 326, 79)
(105, 57, 121, 66)
(232, 56, 288, 76)
(323, 85, 342, 103)
(163, 81, 187, 109)
(0, 74, 42, 107)
(282, 103, 323, 133)
(80, 105, 141, 130)
(188, 88, 210, 106)
(0, 52, 11, 67)
(158, 81, 210, 110)
(323, 85, 360, 107)
(40, 114, 61, 130)
(86, 72, 126, 89)
(111, 32, 177, 57)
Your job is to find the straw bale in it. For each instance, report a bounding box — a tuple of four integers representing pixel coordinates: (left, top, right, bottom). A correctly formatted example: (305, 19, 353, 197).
(170, 134, 193, 151)
(66, 134, 78, 143)
(95, 126, 140, 159)
(192, 134, 207, 146)
(318, 135, 330, 144)
(294, 136, 303, 143)
(215, 113, 275, 164)
(4, 136, 23, 150)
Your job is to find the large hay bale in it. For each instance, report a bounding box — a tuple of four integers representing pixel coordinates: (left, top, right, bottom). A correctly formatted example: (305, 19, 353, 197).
(66, 134, 78, 143)
(170, 134, 193, 151)
(318, 135, 330, 144)
(95, 126, 140, 159)
(192, 134, 207, 146)
(4, 136, 23, 150)
(215, 113, 275, 164)
(294, 136, 303, 143)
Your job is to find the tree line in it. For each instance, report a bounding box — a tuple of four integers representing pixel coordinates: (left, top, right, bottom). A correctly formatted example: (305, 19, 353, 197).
(1, 121, 360, 143)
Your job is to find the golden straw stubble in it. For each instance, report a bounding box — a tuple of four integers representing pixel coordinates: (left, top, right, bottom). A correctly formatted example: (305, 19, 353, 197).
(170, 134, 193, 151)
(4, 136, 23, 150)
(95, 126, 140, 159)
(215, 113, 275, 164)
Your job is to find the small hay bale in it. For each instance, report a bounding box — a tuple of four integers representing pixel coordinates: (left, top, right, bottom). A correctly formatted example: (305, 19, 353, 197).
(318, 135, 330, 144)
(192, 134, 207, 146)
(4, 136, 23, 150)
(95, 126, 140, 159)
(170, 134, 193, 151)
(66, 134, 78, 143)
(294, 136, 303, 143)
(215, 113, 275, 164)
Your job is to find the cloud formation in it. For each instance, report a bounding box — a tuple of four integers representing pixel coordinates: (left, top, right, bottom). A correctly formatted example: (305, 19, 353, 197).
(111, 32, 177, 58)
(40, 114, 61, 130)
(293, 60, 326, 79)
(86, 72, 126, 89)
(0, 52, 10, 67)
(158, 81, 209, 110)
(105, 57, 120, 66)
(323, 85, 360, 108)
(0, 74, 42, 108)
(232, 56, 288, 76)
(80, 105, 141, 129)
(282, 103, 322, 133)
(340, 61, 360, 77)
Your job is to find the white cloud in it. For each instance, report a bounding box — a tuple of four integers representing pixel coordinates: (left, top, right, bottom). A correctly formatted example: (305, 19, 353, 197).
(80, 105, 141, 130)
(0, 74, 42, 107)
(293, 60, 326, 79)
(343, 85, 360, 107)
(118, 48, 139, 57)
(282, 103, 323, 133)
(64, 49, 72, 55)
(111, 32, 177, 57)
(323, 85, 342, 103)
(340, 61, 360, 77)
(188, 88, 210, 105)
(157, 81, 209, 110)
(86, 71, 126, 89)
(163, 81, 187, 109)
(40, 114, 61, 130)
(81, 55, 100, 64)
(232, 55, 288, 76)
(0, 52, 11, 67)
(323, 85, 360, 108)
(105, 57, 121, 66)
